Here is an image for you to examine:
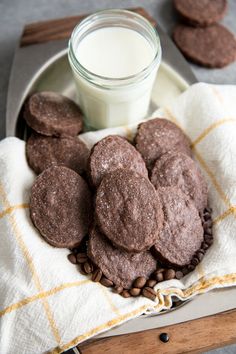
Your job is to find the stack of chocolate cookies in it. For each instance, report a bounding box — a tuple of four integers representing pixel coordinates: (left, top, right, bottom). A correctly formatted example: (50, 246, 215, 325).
(172, 0, 236, 68)
(70, 119, 212, 300)
(26, 92, 213, 301)
(25, 91, 89, 176)
(25, 92, 93, 249)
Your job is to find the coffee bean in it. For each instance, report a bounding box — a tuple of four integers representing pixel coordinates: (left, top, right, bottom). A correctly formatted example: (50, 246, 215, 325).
(83, 261, 93, 274)
(196, 251, 204, 261)
(92, 268, 102, 282)
(159, 332, 169, 343)
(100, 276, 113, 287)
(79, 265, 87, 275)
(67, 253, 77, 264)
(205, 237, 213, 246)
(113, 285, 123, 294)
(133, 276, 146, 288)
(203, 210, 210, 215)
(202, 242, 209, 250)
(146, 279, 157, 288)
(175, 271, 183, 279)
(205, 227, 213, 235)
(164, 269, 175, 280)
(205, 233, 213, 240)
(156, 267, 165, 274)
(142, 287, 156, 301)
(206, 239, 213, 247)
(204, 213, 212, 221)
(76, 252, 88, 264)
(203, 219, 212, 230)
(121, 290, 131, 298)
(205, 206, 212, 213)
(191, 257, 199, 266)
(182, 267, 189, 275)
(188, 264, 195, 271)
(203, 220, 212, 230)
(155, 272, 164, 282)
(153, 269, 164, 281)
(130, 288, 141, 297)
(204, 228, 213, 236)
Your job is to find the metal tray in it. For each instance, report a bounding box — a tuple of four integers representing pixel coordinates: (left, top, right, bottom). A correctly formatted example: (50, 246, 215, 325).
(5, 10, 236, 351)
(8, 24, 236, 347)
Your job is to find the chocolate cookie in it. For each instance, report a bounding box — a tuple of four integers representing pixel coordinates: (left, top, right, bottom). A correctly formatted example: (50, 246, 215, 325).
(26, 133, 90, 175)
(150, 152, 208, 212)
(95, 169, 163, 253)
(88, 227, 157, 289)
(30, 165, 92, 248)
(173, 24, 236, 68)
(24, 91, 83, 137)
(135, 118, 191, 170)
(152, 187, 204, 268)
(88, 135, 148, 187)
(174, 0, 227, 27)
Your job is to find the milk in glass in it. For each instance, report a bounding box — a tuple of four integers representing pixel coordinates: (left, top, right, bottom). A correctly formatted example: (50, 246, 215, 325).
(68, 10, 161, 129)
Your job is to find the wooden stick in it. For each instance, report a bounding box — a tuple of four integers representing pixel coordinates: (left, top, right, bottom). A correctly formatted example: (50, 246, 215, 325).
(20, 8, 156, 47)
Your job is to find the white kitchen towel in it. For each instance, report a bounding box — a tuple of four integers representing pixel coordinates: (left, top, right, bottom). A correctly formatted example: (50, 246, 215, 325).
(0, 82, 236, 354)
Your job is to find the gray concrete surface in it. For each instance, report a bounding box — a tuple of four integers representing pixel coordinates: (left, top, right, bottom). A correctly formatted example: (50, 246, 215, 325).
(0, 0, 236, 352)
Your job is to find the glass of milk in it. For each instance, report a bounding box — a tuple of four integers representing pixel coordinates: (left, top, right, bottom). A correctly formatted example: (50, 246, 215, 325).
(68, 9, 161, 130)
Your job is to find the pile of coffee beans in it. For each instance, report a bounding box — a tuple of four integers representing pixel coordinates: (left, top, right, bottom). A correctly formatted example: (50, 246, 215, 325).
(67, 206, 213, 301)
(179, 207, 213, 275)
(67, 249, 174, 300)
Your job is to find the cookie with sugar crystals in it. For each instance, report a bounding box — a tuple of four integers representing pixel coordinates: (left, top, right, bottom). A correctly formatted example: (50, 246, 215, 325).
(26, 133, 90, 175)
(88, 226, 157, 289)
(173, 24, 236, 68)
(152, 187, 204, 268)
(30, 165, 92, 248)
(24, 91, 83, 137)
(95, 168, 163, 253)
(88, 135, 148, 187)
(150, 152, 208, 212)
(174, 0, 227, 27)
(135, 118, 191, 170)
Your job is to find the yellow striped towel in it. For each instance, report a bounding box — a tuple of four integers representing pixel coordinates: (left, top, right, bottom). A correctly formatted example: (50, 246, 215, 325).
(0, 83, 236, 353)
